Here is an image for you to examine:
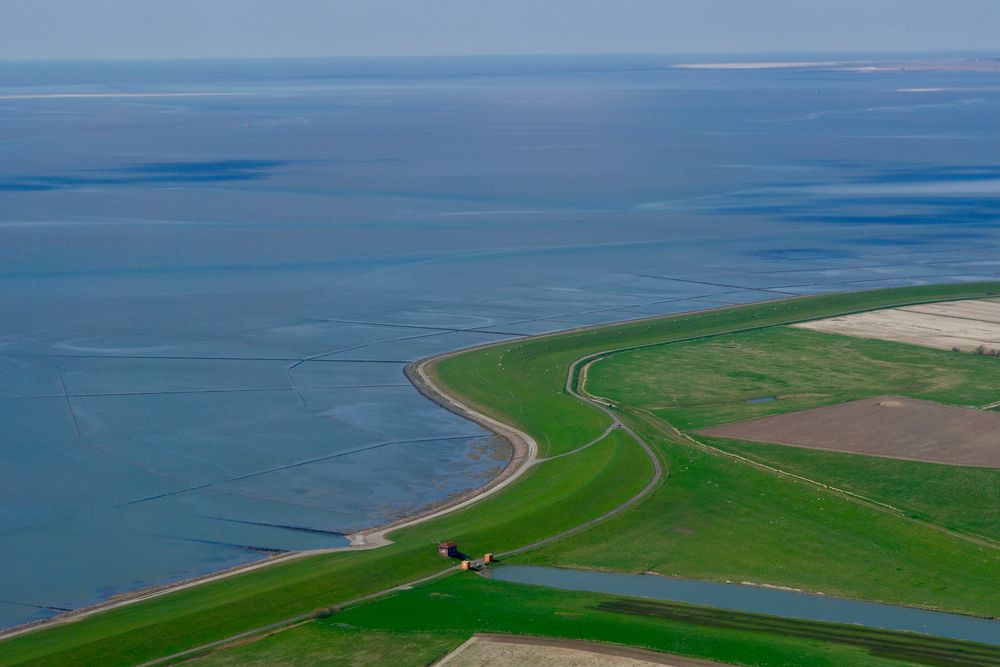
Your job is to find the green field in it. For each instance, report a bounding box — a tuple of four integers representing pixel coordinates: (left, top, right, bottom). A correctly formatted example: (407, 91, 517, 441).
(577, 324, 1000, 542)
(191, 625, 463, 667)
(0, 428, 648, 667)
(576, 324, 1000, 542)
(517, 317, 1000, 612)
(3, 283, 1000, 666)
(707, 437, 1000, 543)
(585, 326, 1000, 431)
(191, 575, 1000, 667)
(518, 411, 1000, 616)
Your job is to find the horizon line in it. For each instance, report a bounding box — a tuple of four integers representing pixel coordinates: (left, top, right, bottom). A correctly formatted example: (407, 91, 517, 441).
(2, 48, 1000, 65)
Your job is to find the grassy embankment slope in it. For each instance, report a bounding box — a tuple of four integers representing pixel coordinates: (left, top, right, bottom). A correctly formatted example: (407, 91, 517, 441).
(587, 325, 1000, 540)
(195, 282, 1000, 666)
(194, 576, 1000, 667)
(0, 422, 647, 665)
(3, 282, 1000, 666)
(191, 623, 463, 667)
(522, 324, 1000, 615)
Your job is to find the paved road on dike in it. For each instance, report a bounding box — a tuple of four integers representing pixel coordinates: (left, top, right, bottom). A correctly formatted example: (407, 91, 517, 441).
(133, 290, 1000, 664)
(497, 355, 664, 560)
(137, 352, 664, 666)
(27, 291, 988, 663)
(10, 290, 959, 644)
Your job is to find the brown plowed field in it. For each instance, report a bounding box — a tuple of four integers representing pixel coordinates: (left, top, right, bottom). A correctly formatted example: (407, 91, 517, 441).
(697, 396, 1000, 468)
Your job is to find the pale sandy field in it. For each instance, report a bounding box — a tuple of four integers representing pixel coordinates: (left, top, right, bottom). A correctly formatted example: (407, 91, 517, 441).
(434, 634, 725, 667)
(792, 298, 1000, 353)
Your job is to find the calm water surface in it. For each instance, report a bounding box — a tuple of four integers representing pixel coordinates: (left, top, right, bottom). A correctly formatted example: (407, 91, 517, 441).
(492, 565, 1000, 646)
(1, 54, 999, 628)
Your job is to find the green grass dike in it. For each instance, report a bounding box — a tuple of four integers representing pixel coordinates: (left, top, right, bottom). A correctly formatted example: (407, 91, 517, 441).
(3, 282, 1000, 666)
(191, 575, 1000, 667)
(517, 411, 1000, 616)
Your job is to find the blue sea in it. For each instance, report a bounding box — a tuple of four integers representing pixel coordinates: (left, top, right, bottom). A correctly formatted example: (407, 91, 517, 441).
(1, 54, 998, 629)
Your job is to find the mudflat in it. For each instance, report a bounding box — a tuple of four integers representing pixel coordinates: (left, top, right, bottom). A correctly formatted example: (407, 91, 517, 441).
(698, 396, 1000, 468)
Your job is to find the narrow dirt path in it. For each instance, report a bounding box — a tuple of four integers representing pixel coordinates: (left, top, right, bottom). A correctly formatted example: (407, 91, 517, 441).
(0, 353, 541, 643)
(535, 422, 618, 463)
(11, 289, 973, 642)
(135, 352, 664, 667)
(18, 290, 986, 658)
(578, 354, 1000, 551)
(493, 357, 664, 560)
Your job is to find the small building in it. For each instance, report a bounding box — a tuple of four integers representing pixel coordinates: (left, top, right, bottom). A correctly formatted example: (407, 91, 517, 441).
(460, 560, 473, 571)
(438, 541, 458, 558)
(483, 553, 494, 564)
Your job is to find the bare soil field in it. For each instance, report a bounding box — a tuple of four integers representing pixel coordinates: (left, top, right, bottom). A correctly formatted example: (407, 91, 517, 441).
(792, 298, 1000, 353)
(434, 634, 725, 667)
(698, 396, 1000, 468)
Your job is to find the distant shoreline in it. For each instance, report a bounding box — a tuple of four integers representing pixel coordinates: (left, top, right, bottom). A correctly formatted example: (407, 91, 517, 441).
(0, 341, 539, 642)
(6, 283, 998, 642)
(675, 60, 846, 69)
(674, 57, 1000, 72)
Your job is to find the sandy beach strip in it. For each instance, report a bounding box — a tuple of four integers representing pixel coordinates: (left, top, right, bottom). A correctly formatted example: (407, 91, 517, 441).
(673, 61, 844, 70)
(0, 350, 538, 641)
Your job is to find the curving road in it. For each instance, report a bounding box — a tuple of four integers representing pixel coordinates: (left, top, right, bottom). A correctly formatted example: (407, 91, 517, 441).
(497, 355, 663, 559)
(137, 349, 665, 666)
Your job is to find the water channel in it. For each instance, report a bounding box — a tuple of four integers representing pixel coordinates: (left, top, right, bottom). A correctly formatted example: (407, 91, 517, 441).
(492, 565, 1000, 646)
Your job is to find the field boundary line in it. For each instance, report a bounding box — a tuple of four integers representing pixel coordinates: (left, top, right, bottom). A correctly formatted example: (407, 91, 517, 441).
(681, 424, 1000, 549)
(141, 350, 667, 665)
(581, 384, 1000, 550)
(5, 284, 999, 658)
(140, 285, 1000, 663)
(567, 292, 1000, 399)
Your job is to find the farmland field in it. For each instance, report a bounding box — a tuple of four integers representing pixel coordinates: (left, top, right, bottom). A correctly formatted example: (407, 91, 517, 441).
(529, 320, 1000, 590)
(5, 283, 1000, 667)
(793, 298, 1000, 352)
(697, 395, 1000, 468)
(431, 634, 722, 667)
(703, 437, 1000, 543)
(584, 326, 1000, 431)
(188, 575, 1000, 667)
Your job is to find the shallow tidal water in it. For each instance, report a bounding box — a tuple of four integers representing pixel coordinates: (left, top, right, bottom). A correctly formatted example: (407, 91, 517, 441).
(1, 54, 999, 628)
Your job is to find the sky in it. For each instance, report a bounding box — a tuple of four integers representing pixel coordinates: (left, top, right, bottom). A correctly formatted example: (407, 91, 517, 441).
(2, 0, 999, 61)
